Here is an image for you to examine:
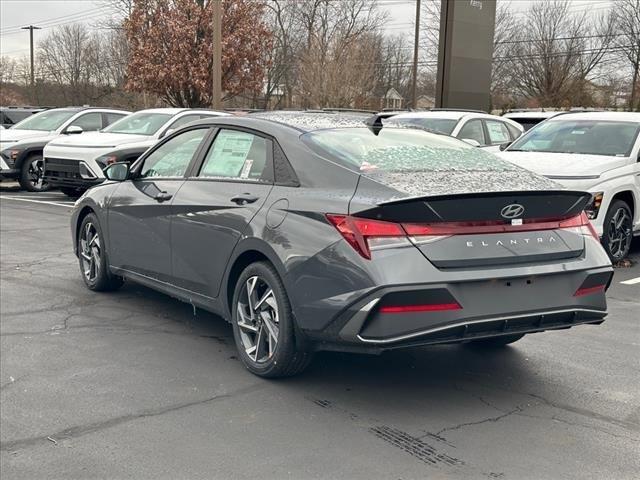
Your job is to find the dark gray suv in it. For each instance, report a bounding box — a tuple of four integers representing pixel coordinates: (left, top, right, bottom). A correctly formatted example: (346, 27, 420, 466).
(70, 112, 613, 377)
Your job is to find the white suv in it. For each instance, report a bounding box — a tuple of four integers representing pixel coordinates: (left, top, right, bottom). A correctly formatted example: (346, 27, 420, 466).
(498, 111, 640, 262)
(385, 109, 524, 152)
(43, 108, 230, 196)
(0, 107, 129, 191)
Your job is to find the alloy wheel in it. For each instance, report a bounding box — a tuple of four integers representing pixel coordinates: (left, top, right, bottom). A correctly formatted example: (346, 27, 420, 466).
(80, 222, 101, 283)
(236, 276, 280, 364)
(27, 158, 47, 190)
(607, 207, 632, 261)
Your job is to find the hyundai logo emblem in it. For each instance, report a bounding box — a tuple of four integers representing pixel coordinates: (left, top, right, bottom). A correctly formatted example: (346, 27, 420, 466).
(500, 203, 525, 219)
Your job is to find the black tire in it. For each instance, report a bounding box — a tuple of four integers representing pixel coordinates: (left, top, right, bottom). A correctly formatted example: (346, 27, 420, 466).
(60, 187, 86, 198)
(77, 213, 123, 291)
(19, 154, 50, 192)
(601, 200, 633, 263)
(468, 333, 525, 347)
(231, 261, 312, 378)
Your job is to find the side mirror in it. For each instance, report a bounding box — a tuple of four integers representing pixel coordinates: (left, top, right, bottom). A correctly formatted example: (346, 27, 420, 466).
(65, 125, 84, 135)
(104, 162, 130, 182)
(499, 141, 512, 151)
(461, 138, 481, 147)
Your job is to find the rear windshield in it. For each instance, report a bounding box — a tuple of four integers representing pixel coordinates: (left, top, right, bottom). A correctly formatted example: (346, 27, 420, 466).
(384, 117, 457, 135)
(11, 109, 76, 131)
(103, 112, 172, 135)
(302, 127, 517, 173)
(509, 120, 640, 156)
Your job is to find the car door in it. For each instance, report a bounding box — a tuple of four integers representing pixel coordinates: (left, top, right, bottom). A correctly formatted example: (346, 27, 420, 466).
(457, 119, 486, 146)
(170, 127, 274, 298)
(107, 126, 211, 283)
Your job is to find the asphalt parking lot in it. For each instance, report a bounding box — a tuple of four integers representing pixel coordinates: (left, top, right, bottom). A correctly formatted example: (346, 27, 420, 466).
(1, 186, 639, 480)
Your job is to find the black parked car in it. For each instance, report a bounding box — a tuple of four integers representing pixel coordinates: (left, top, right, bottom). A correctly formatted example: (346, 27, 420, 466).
(0, 106, 48, 129)
(70, 112, 613, 377)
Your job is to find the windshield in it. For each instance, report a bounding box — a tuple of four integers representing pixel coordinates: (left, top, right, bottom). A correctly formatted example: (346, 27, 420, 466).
(302, 127, 517, 173)
(11, 109, 77, 131)
(103, 112, 172, 135)
(385, 117, 458, 135)
(509, 120, 640, 156)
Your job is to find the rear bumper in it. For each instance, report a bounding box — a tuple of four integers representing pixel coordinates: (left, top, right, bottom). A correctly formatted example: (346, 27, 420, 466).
(308, 266, 612, 352)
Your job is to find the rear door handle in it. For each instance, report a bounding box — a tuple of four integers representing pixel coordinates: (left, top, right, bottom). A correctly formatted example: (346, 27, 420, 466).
(230, 193, 259, 205)
(154, 191, 173, 203)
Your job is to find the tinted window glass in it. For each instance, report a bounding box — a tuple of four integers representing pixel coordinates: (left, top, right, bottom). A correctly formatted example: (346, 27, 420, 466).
(70, 112, 102, 131)
(509, 120, 640, 157)
(105, 113, 127, 126)
(2, 110, 34, 125)
(388, 117, 457, 135)
(104, 112, 172, 135)
(140, 128, 207, 178)
(199, 129, 268, 181)
(11, 109, 77, 131)
(302, 127, 515, 173)
(458, 119, 485, 145)
(485, 120, 511, 144)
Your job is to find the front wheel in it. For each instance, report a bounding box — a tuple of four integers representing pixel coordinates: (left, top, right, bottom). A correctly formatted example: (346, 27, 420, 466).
(19, 154, 50, 192)
(231, 261, 312, 378)
(78, 213, 123, 291)
(601, 200, 633, 263)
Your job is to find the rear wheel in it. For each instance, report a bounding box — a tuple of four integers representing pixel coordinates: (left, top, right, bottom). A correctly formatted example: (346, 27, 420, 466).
(468, 333, 525, 347)
(602, 200, 632, 263)
(78, 213, 123, 291)
(231, 261, 312, 378)
(60, 187, 86, 198)
(19, 154, 50, 192)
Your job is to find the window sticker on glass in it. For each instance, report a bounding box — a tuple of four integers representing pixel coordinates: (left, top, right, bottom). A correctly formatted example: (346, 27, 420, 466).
(202, 131, 254, 177)
(239, 159, 254, 179)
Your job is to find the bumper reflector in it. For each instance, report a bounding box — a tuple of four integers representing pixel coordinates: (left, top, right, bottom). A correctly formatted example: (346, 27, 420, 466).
(379, 302, 462, 314)
(574, 284, 606, 297)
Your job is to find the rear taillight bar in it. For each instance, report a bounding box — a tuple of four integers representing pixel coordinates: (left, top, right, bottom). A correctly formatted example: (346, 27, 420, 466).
(379, 302, 462, 314)
(574, 284, 606, 297)
(327, 212, 599, 260)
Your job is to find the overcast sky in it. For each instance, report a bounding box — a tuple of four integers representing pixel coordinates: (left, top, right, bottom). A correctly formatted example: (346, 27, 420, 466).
(0, 0, 615, 60)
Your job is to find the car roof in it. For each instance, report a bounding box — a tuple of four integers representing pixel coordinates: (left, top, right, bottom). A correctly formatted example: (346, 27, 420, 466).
(503, 111, 561, 119)
(130, 108, 229, 116)
(546, 111, 640, 122)
(248, 111, 371, 132)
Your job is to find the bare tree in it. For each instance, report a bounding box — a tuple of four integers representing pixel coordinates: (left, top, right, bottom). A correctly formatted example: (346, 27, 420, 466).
(613, 0, 640, 110)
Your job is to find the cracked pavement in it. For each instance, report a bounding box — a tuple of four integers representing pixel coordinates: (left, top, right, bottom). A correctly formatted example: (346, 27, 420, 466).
(1, 189, 639, 479)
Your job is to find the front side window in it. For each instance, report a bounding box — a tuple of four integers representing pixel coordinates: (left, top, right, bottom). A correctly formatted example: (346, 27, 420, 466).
(104, 112, 172, 136)
(11, 109, 77, 131)
(69, 112, 102, 132)
(387, 117, 458, 135)
(458, 119, 485, 145)
(302, 127, 518, 173)
(199, 129, 269, 181)
(485, 120, 511, 145)
(509, 120, 640, 157)
(140, 128, 208, 178)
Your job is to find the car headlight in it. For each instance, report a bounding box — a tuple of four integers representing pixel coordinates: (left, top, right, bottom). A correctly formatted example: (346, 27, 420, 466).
(585, 192, 604, 219)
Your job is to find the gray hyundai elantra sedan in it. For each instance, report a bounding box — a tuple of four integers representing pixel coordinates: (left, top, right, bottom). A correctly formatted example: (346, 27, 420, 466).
(70, 112, 613, 377)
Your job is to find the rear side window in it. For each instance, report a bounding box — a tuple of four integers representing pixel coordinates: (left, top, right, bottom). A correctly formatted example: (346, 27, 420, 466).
(485, 120, 511, 145)
(105, 113, 126, 127)
(140, 128, 208, 178)
(199, 129, 269, 181)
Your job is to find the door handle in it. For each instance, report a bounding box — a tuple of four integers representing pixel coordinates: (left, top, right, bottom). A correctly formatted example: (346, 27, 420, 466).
(154, 191, 173, 203)
(230, 193, 259, 205)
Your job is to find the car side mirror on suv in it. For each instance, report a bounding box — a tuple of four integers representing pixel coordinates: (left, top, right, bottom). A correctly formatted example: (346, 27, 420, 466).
(104, 162, 130, 182)
(65, 125, 84, 135)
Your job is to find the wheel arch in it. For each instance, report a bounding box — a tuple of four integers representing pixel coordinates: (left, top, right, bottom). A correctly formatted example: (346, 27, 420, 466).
(609, 190, 635, 218)
(15, 146, 44, 170)
(73, 205, 96, 255)
(222, 239, 288, 321)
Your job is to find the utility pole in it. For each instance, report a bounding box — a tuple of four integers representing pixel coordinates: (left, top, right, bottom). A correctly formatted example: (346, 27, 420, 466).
(410, 0, 421, 109)
(211, 0, 222, 109)
(21, 25, 41, 102)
